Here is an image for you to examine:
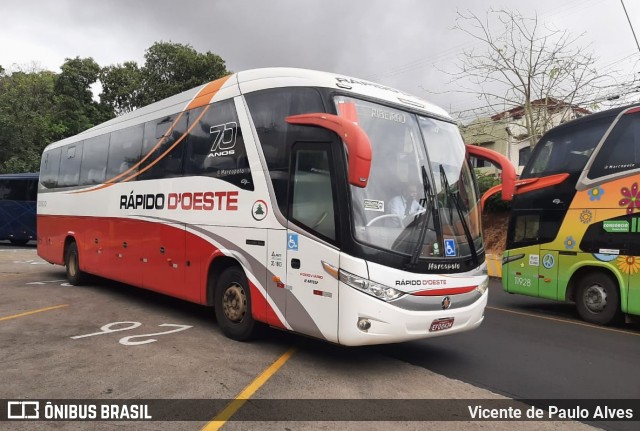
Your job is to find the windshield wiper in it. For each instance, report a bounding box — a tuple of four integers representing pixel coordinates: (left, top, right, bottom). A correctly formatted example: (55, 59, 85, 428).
(407, 165, 441, 269)
(439, 164, 478, 266)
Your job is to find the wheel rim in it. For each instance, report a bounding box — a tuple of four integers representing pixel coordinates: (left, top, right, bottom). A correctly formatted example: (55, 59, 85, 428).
(222, 282, 247, 323)
(583, 284, 607, 313)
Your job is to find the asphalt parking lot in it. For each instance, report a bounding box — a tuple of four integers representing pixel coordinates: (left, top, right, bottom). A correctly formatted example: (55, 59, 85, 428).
(0, 244, 601, 430)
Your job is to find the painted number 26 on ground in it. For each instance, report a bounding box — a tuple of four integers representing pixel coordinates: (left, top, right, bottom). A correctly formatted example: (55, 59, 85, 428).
(71, 321, 192, 346)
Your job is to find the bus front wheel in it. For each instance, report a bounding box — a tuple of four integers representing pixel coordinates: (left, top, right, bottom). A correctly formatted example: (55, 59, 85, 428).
(214, 267, 255, 341)
(576, 272, 622, 325)
(65, 242, 85, 285)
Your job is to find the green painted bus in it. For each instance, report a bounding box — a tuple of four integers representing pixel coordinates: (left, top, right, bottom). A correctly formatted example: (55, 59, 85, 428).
(501, 103, 640, 325)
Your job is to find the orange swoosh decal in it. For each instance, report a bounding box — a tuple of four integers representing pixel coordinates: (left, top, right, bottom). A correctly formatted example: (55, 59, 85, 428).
(187, 75, 231, 110)
(71, 75, 231, 194)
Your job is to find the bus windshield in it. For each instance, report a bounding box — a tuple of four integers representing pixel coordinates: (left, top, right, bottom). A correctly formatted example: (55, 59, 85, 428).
(520, 116, 612, 179)
(335, 96, 481, 261)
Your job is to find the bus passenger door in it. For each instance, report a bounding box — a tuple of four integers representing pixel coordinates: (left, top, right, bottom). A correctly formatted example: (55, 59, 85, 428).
(285, 144, 340, 343)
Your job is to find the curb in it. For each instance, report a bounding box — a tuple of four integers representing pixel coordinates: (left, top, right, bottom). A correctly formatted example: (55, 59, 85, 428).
(486, 254, 502, 278)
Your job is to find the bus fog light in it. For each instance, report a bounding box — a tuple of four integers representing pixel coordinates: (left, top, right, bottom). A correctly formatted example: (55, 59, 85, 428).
(357, 318, 371, 332)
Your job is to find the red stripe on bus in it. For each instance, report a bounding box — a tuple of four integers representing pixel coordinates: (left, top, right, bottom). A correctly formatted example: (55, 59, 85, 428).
(626, 107, 640, 115)
(36, 214, 286, 329)
(411, 286, 476, 296)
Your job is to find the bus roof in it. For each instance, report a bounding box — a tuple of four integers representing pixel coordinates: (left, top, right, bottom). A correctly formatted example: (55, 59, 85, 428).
(539, 102, 640, 137)
(44, 68, 451, 151)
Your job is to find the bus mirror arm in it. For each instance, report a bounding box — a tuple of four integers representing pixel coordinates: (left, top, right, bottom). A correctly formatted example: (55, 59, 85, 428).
(286, 113, 372, 188)
(465, 144, 517, 201)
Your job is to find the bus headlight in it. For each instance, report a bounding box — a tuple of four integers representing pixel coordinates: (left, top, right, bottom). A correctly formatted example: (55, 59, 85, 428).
(475, 278, 489, 295)
(339, 270, 404, 301)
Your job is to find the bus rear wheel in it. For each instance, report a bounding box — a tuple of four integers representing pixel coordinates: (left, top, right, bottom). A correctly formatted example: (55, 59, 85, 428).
(214, 267, 255, 341)
(576, 272, 621, 325)
(9, 239, 29, 246)
(65, 242, 86, 285)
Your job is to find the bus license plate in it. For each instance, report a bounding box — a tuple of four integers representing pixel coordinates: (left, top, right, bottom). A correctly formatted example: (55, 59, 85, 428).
(429, 317, 454, 332)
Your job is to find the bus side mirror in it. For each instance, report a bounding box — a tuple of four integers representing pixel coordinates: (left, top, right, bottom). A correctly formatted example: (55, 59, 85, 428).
(285, 113, 372, 188)
(466, 144, 517, 201)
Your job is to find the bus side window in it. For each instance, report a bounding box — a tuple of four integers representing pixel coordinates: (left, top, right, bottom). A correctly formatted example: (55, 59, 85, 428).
(106, 125, 143, 181)
(80, 134, 110, 185)
(139, 113, 188, 180)
(185, 100, 253, 190)
(40, 148, 62, 189)
(289, 146, 337, 242)
(245, 87, 329, 218)
(58, 143, 84, 187)
(589, 110, 640, 179)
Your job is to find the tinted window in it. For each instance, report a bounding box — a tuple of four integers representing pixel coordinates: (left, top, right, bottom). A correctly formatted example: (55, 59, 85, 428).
(139, 112, 188, 180)
(58, 143, 84, 187)
(107, 125, 143, 181)
(185, 100, 253, 190)
(80, 134, 109, 185)
(589, 111, 640, 179)
(521, 116, 612, 178)
(40, 148, 62, 189)
(518, 147, 531, 167)
(245, 87, 329, 216)
(290, 147, 336, 241)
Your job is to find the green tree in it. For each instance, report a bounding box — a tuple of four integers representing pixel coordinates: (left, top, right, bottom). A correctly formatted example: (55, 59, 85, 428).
(0, 68, 61, 173)
(139, 42, 229, 106)
(100, 61, 143, 115)
(54, 57, 114, 137)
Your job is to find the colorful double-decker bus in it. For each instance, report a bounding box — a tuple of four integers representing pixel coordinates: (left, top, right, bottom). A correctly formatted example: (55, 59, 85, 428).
(37, 68, 509, 345)
(0, 173, 38, 245)
(502, 103, 640, 325)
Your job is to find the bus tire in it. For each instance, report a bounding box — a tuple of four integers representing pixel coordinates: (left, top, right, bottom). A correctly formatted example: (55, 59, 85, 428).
(65, 242, 85, 285)
(9, 239, 29, 246)
(214, 266, 255, 341)
(575, 272, 622, 325)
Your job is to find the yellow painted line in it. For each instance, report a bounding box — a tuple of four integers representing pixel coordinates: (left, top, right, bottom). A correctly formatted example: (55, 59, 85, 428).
(487, 306, 640, 336)
(0, 304, 69, 322)
(201, 347, 297, 431)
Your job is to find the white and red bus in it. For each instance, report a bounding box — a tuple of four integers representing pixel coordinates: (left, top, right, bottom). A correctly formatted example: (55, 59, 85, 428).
(37, 68, 510, 346)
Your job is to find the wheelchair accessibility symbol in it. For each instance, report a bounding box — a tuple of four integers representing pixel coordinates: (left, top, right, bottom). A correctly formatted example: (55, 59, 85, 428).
(444, 239, 456, 257)
(287, 233, 299, 251)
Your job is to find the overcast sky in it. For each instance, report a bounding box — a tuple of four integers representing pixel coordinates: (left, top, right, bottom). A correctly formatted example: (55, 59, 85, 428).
(2, 0, 639, 120)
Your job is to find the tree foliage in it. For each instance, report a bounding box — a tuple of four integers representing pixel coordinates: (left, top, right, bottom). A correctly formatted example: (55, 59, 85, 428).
(0, 42, 229, 173)
(100, 61, 143, 115)
(140, 42, 229, 106)
(100, 42, 229, 114)
(0, 68, 60, 173)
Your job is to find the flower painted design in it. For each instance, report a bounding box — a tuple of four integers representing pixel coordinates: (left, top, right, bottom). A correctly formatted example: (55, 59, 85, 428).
(617, 255, 640, 274)
(588, 187, 604, 201)
(619, 183, 640, 214)
(579, 209, 592, 224)
(564, 236, 576, 250)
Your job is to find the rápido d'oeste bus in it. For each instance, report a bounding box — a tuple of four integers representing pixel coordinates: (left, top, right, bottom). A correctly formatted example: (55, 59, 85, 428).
(37, 68, 510, 345)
